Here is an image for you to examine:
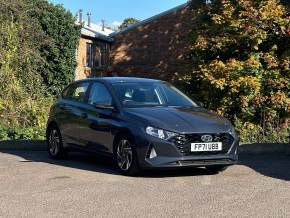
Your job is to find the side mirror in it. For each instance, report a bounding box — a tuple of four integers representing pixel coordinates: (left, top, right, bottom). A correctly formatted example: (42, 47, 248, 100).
(196, 101, 204, 107)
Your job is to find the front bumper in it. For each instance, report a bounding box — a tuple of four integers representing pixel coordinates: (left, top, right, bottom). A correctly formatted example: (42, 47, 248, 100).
(136, 133, 239, 169)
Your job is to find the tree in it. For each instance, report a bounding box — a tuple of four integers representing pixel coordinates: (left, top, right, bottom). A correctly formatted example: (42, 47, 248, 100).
(0, 0, 81, 139)
(0, 0, 52, 139)
(31, 0, 82, 95)
(184, 0, 289, 142)
(119, 17, 140, 30)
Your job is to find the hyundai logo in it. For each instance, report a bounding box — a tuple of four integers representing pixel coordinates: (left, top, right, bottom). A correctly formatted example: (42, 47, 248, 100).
(201, 135, 213, 142)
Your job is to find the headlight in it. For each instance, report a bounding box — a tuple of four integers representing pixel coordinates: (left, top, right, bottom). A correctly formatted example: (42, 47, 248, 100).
(146, 126, 177, 140)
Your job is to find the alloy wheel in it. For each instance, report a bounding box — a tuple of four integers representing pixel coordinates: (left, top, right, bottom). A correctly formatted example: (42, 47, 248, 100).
(116, 139, 133, 171)
(49, 129, 60, 156)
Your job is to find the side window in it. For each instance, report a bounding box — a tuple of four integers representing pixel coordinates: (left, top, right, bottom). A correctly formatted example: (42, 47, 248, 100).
(88, 83, 112, 106)
(63, 82, 89, 102)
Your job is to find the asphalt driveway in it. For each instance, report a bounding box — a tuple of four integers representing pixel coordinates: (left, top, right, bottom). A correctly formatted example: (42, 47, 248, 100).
(0, 150, 289, 218)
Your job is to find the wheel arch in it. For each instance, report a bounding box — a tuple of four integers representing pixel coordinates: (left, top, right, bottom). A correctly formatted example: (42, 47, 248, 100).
(46, 121, 59, 139)
(112, 128, 136, 152)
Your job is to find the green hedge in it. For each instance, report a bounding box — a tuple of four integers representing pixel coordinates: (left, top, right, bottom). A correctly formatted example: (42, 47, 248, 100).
(0, 0, 81, 140)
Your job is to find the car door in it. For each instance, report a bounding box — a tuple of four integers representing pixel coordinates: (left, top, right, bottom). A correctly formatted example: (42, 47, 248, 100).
(78, 82, 115, 153)
(58, 81, 90, 146)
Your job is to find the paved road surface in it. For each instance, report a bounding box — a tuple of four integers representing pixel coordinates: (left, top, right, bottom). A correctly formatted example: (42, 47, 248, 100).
(0, 151, 289, 218)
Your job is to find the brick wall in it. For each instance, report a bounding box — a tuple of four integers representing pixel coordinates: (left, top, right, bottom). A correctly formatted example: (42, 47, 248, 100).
(76, 36, 110, 80)
(109, 4, 195, 82)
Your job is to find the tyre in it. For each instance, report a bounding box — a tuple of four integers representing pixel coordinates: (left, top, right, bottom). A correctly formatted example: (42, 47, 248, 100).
(206, 165, 228, 174)
(113, 134, 140, 176)
(47, 125, 67, 159)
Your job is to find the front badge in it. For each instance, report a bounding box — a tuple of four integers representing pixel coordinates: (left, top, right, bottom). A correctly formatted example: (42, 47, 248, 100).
(201, 135, 213, 142)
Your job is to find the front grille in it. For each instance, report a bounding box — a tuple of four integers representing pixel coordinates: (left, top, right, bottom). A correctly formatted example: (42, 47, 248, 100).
(169, 133, 234, 156)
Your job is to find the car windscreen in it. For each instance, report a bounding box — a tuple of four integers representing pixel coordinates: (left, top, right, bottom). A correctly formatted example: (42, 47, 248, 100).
(112, 82, 198, 108)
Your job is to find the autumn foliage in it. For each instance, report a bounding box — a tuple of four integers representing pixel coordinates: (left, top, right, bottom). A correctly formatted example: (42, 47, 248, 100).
(184, 0, 289, 142)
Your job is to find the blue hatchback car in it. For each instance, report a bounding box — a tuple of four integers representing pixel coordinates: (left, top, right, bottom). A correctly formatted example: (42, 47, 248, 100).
(47, 77, 239, 175)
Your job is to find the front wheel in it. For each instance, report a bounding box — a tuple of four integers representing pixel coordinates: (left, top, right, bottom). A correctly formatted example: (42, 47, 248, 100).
(47, 125, 67, 159)
(114, 135, 140, 176)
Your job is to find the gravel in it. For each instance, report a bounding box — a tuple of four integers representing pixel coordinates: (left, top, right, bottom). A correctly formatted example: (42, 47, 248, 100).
(0, 151, 289, 218)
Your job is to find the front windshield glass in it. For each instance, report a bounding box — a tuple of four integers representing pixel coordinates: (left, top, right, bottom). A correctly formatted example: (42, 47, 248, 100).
(112, 82, 198, 108)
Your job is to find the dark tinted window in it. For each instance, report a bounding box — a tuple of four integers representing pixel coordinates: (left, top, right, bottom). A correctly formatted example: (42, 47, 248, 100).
(63, 82, 89, 102)
(112, 82, 197, 108)
(86, 43, 102, 68)
(86, 43, 93, 67)
(88, 82, 112, 106)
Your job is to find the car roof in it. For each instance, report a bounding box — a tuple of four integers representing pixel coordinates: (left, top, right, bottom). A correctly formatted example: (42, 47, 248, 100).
(77, 77, 162, 84)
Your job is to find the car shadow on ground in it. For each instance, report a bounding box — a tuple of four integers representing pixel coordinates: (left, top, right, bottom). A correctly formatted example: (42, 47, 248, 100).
(238, 154, 290, 181)
(0, 150, 219, 178)
(1, 150, 290, 180)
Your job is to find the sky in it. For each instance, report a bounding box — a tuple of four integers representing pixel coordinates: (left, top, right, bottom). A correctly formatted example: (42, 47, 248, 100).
(49, 0, 187, 27)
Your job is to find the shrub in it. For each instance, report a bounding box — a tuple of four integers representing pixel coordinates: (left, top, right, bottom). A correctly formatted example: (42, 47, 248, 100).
(0, 0, 80, 140)
(32, 0, 82, 95)
(183, 0, 290, 143)
(234, 118, 289, 143)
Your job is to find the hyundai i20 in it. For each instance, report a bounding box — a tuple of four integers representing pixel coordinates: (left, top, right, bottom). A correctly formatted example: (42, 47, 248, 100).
(47, 77, 239, 175)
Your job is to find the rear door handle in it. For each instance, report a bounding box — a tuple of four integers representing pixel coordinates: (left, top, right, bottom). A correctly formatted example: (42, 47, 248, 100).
(80, 113, 88, 119)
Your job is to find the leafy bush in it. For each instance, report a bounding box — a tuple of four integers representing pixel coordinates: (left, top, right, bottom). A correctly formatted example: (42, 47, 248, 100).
(183, 0, 290, 143)
(0, 0, 80, 140)
(32, 0, 82, 95)
(0, 122, 9, 141)
(234, 118, 289, 143)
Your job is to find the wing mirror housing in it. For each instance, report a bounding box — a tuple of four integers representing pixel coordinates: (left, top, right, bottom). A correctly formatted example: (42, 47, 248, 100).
(196, 101, 205, 108)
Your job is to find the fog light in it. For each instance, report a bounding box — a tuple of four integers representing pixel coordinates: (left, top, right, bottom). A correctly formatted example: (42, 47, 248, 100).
(148, 146, 157, 159)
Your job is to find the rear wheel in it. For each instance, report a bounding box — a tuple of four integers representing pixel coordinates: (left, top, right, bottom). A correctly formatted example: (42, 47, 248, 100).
(47, 125, 67, 159)
(114, 135, 140, 176)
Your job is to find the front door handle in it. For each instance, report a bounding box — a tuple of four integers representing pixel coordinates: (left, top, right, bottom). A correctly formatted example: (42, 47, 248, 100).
(80, 113, 88, 119)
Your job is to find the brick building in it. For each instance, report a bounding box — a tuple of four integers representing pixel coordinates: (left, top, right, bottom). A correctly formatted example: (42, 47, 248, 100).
(75, 17, 113, 80)
(76, 2, 194, 81)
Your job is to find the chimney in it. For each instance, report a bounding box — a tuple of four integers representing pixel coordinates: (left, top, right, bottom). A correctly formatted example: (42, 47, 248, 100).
(101, 19, 105, 31)
(79, 9, 83, 24)
(87, 12, 92, 27)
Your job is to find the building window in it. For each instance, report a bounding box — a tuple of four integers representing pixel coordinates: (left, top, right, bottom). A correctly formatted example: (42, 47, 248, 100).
(86, 43, 93, 67)
(86, 43, 102, 68)
(95, 46, 102, 67)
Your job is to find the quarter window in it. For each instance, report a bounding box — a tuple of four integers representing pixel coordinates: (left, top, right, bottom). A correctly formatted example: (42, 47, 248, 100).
(88, 83, 112, 106)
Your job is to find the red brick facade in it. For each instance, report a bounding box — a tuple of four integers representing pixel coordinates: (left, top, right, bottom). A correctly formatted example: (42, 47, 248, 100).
(76, 36, 111, 80)
(76, 3, 194, 82)
(109, 4, 194, 82)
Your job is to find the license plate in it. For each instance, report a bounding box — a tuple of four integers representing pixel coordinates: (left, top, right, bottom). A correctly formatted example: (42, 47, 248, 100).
(191, 142, 222, 152)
